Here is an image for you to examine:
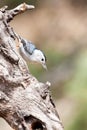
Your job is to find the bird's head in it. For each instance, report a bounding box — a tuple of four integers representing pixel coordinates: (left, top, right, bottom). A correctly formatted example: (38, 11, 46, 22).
(31, 49, 47, 70)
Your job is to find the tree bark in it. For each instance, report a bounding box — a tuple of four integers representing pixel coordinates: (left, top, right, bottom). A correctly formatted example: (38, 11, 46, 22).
(0, 3, 63, 130)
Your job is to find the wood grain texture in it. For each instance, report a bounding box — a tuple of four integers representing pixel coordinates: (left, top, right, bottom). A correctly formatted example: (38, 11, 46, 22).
(0, 3, 63, 130)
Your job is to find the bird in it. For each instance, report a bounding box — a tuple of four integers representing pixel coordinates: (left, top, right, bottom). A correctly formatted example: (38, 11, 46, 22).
(18, 37, 47, 70)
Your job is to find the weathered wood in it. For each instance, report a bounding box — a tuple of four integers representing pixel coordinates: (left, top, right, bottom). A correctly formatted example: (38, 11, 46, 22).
(0, 3, 63, 130)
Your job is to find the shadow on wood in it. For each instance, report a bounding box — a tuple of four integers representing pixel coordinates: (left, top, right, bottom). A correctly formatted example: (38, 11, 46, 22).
(0, 3, 63, 130)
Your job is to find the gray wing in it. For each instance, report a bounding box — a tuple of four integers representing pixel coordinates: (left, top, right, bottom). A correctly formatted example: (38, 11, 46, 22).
(21, 38, 36, 55)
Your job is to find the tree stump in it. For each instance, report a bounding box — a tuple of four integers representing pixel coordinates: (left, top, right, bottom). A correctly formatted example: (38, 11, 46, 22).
(0, 3, 64, 130)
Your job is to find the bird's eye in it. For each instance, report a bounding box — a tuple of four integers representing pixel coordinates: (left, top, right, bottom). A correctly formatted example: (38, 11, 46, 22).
(41, 58, 44, 61)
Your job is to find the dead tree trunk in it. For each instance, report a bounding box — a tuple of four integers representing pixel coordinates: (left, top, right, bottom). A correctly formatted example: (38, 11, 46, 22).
(0, 3, 63, 130)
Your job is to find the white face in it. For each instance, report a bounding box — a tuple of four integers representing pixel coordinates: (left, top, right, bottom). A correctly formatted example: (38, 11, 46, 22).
(31, 49, 47, 69)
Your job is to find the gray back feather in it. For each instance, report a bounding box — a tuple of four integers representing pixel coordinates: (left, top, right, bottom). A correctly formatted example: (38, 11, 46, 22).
(21, 38, 36, 55)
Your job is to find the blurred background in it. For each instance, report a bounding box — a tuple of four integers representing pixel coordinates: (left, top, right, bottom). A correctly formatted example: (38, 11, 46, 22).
(0, 0, 87, 130)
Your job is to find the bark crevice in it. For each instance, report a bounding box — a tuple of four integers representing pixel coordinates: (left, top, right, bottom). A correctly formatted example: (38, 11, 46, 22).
(0, 3, 63, 130)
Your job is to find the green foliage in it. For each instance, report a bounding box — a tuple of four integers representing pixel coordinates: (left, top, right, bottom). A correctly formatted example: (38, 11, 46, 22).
(66, 50, 87, 98)
(45, 48, 65, 68)
(67, 103, 87, 130)
(66, 50, 87, 130)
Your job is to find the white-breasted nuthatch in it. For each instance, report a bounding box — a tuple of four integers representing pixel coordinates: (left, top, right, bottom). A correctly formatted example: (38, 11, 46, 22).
(18, 38, 47, 70)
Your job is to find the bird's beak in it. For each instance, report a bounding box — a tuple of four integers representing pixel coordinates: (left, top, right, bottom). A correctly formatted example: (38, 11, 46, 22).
(42, 63, 47, 70)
